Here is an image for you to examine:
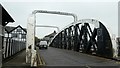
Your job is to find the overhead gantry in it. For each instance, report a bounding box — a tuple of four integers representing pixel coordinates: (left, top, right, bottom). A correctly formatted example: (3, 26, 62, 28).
(26, 10, 78, 67)
(36, 25, 60, 32)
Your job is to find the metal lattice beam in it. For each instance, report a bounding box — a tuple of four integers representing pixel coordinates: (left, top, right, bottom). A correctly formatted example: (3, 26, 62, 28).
(36, 25, 60, 32)
(32, 10, 78, 22)
(49, 19, 118, 59)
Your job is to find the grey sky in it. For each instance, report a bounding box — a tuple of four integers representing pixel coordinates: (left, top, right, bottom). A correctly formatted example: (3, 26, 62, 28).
(1, 1, 118, 38)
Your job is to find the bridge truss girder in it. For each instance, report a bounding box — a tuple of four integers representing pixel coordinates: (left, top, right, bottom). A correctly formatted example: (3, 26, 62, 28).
(49, 19, 118, 59)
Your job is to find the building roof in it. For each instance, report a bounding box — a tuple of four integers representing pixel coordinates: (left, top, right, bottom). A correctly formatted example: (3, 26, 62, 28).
(44, 31, 57, 38)
(5, 26, 14, 33)
(1, 4, 15, 26)
(5, 25, 26, 33)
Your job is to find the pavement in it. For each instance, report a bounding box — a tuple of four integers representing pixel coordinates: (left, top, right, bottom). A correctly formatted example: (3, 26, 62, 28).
(2, 50, 30, 68)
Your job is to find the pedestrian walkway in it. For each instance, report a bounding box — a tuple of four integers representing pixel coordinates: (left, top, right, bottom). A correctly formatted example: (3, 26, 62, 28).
(2, 50, 30, 68)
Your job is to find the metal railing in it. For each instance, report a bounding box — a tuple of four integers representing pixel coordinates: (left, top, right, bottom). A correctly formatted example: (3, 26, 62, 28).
(3, 25, 26, 60)
(3, 37, 26, 59)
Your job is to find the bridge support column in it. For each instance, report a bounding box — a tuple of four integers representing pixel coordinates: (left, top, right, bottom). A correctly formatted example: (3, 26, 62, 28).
(26, 14, 37, 66)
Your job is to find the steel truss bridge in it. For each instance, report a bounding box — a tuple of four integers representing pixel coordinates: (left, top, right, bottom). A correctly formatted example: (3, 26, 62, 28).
(50, 19, 118, 59)
(1, 10, 120, 68)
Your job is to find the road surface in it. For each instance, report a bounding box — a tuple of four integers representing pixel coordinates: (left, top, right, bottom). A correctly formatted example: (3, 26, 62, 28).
(39, 47, 120, 66)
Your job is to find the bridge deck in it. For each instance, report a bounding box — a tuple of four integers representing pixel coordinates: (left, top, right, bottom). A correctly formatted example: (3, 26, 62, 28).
(39, 47, 120, 66)
(2, 47, 120, 68)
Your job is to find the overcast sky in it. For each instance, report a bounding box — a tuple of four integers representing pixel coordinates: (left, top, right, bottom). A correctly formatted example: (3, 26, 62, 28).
(1, 0, 119, 38)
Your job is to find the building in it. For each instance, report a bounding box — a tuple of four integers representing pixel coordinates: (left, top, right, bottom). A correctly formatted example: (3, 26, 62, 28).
(3, 25, 26, 59)
(43, 31, 57, 43)
(0, 4, 15, 67)
(5, 25, 26, 39)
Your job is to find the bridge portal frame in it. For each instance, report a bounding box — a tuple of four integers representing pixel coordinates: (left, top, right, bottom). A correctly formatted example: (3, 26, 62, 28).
(26, 10, 78, 67)
(36, 25, 60, 32)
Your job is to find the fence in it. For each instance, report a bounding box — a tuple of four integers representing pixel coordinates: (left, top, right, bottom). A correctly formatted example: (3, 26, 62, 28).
(3, 25, 26, 60)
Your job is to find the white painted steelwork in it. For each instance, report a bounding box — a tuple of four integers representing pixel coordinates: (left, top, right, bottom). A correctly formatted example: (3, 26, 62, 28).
(36, 25, 60, 32)
(26, 10, 78, 67)
(32, 10, 78, 22)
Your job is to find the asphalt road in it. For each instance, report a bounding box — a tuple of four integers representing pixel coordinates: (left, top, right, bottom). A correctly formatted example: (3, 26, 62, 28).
(39, 47, 120, 66)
